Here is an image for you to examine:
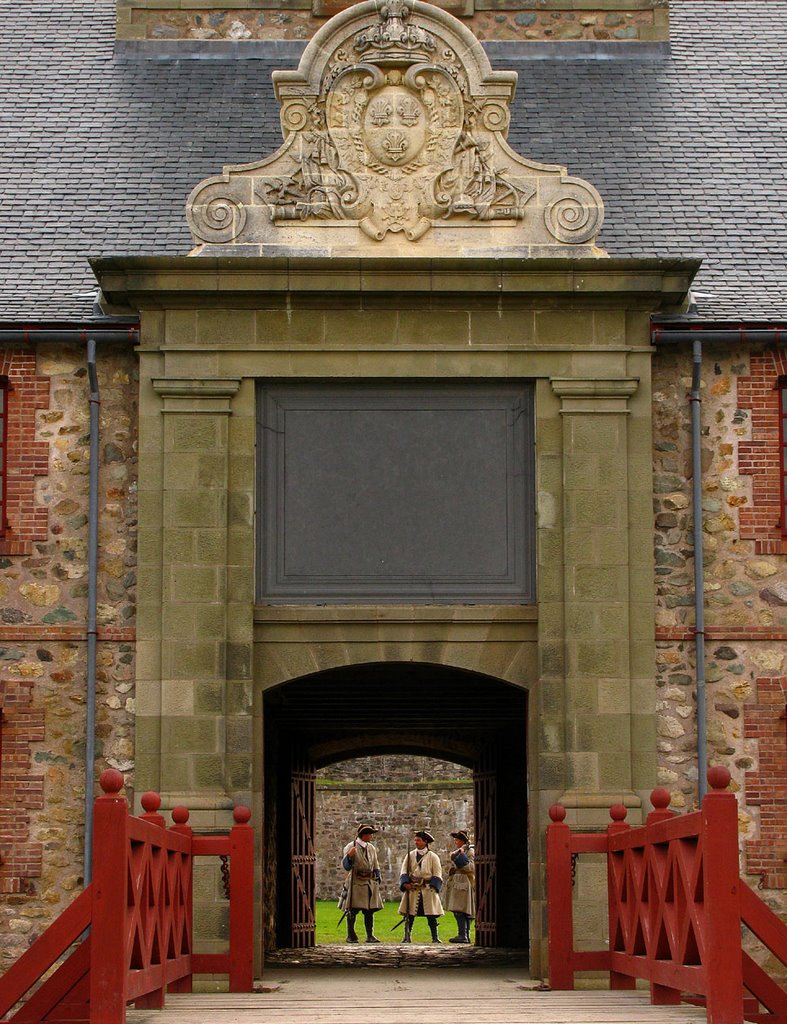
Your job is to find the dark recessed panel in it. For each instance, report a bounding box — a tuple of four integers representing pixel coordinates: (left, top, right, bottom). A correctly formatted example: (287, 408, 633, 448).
(257, 383, 534, 602)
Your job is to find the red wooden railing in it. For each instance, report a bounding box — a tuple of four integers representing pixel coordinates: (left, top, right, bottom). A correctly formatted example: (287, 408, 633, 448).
(547, 766, 787, 1024)
(0, 769, 255, 1023)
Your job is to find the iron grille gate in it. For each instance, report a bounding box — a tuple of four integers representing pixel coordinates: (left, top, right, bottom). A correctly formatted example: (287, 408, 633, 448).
(474, 747, 498, 947)
(290, 754, 316, 947)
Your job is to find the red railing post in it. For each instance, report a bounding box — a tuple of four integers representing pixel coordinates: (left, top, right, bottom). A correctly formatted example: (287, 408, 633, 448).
(90, 769, 131, 1024)
(645, 787, 682, 1007)
(228, 805, 254, 992)
(606, 803, 635, 992)
(133, 792, 167, 1012)
(702, 766, 744, 1024)
(169, 806, 194, 994)
(547, 803, 574, 990)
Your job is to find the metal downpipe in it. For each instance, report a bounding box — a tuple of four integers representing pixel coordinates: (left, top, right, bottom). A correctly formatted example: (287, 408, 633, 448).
(690, 338, 708, 802)
(84, 340, 100, 886)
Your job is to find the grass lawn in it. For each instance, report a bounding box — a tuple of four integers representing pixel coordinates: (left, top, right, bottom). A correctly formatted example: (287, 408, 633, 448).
(315, 900, 473, 945)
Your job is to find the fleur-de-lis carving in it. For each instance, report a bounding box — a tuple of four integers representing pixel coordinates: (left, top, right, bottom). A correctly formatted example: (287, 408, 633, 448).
(397, 98, 421, 125)
(382, 130, 408, 162)
(369, 100, 393, 126)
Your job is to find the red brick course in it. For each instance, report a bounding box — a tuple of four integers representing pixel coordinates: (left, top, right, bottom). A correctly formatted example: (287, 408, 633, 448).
(737, 347, 787, 553)
(0, 682, 45, 896)
(744, 676, 787, 889)
(0, 350, 50, 556)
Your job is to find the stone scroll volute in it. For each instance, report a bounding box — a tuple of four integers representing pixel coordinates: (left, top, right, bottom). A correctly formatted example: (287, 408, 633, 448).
(186, 0, 605, 255)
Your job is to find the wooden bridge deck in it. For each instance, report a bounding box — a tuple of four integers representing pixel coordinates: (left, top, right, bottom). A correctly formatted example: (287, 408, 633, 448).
(127, 968, 711, 1024)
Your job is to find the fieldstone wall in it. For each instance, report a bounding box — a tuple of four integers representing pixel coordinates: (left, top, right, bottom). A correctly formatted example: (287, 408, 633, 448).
(652, 343, 786, 935)
(0, 342, 138, 970)
(315, 755, 473, 899)
(117, 0, 668, 44)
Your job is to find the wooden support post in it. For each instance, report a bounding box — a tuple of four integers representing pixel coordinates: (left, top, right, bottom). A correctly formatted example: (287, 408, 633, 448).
(228, 806, 254, 993)
(546, 804, 574, 990)
(702, 767, 744, 1024)
(90, 769, 130, 1024)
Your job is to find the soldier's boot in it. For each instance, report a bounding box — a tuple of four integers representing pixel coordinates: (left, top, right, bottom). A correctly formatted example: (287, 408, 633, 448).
(427, 915, 442, 944)
(449, 912, 465, 943)
(460, 914, 472, 944)
(346, 911, 359, 944)
(402, 915, 413, 943)
(363, 910, 380, 943)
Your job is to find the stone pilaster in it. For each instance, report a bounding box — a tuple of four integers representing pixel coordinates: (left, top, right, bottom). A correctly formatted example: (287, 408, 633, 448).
(550, 377, 644, 821)
(145, 377, 242, 815)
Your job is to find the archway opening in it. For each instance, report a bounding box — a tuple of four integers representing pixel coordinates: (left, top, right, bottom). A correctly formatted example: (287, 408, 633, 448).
(315, 753, 475, 944)
(262, 662, 529, 956)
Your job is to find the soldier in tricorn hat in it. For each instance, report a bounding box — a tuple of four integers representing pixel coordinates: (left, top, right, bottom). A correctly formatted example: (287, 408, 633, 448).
(340, 824, 383, 943)
(398, 829, 444, 943)
(443, 829, 475, 943)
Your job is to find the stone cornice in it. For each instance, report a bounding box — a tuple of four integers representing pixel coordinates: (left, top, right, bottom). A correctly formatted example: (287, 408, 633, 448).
(152, 376, 241, 413)
(550, 376, 639, 413)
(92, 256, 700, 309)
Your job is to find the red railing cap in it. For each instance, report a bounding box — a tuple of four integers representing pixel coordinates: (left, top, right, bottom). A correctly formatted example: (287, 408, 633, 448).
(172, 806, 190, 825)
(233, 805, 252, 825)
(141, 791, 162, 813)
(609, 803, 628, 822)
(650, 787, 672, 810)
(707, 765, 732, 791)
(548, 803, 567, 823)
(99, 768, 125, 796)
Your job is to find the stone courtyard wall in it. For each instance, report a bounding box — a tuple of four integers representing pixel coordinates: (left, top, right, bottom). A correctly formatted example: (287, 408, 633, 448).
(315, 755, 473, 900)
(0, 342, 137, 970)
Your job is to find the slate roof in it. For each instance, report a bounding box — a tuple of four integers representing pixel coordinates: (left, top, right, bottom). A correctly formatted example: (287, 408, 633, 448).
(1, 0, 785, 321)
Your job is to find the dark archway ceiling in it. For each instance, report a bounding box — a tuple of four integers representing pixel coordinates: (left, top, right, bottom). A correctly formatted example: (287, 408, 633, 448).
(263, 662, 527, 768)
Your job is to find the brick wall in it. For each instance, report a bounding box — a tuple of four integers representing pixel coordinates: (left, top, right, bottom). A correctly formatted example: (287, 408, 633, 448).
(744, 675, 787, 889)
(0, 682, 44, 895)
(0, 350, 50, 556)
(737, 347, 787, 555)
(0, 342, 138, 971)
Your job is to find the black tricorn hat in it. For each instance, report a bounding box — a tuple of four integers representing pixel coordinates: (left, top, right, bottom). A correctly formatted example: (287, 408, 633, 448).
(356, 823, 379, 837)
(414, 829, 434, 844)
(450, 830, 470, 843)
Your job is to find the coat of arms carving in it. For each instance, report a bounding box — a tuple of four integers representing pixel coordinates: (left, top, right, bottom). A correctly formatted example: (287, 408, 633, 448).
(186, 0, 605, 254)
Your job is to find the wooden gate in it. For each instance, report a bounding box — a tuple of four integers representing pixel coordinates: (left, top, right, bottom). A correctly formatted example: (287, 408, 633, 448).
(290, 754, 316, 947)
(473, 747, 498, 947)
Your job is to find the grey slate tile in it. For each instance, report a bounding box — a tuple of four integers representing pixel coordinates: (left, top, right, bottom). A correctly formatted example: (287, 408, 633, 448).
(0, 0, 785, 320)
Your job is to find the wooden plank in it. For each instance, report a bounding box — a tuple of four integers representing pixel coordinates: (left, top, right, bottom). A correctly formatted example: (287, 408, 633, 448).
(127, 990, 711, 1024)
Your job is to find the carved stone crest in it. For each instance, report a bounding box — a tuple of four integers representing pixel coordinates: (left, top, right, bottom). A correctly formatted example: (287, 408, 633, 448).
(186, 0, 605, 255)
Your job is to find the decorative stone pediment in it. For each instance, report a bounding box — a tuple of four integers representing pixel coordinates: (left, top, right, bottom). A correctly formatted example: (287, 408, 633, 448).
(186, 0, 606, 256)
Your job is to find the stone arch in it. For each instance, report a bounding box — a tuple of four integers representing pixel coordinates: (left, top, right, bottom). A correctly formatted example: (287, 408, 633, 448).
(255, 627, 538, 695)
(261, 660, 530, 955)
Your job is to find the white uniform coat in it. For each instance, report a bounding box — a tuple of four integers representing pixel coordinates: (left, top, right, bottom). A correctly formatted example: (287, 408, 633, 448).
(340, 840, 383, 912)
(444, 845, 475, 917)
(398, 848, 444, 917)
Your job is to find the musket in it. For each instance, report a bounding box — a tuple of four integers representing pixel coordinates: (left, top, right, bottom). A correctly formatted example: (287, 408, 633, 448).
(337, 837, 357, 929)
(392, 836, 415, 931)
